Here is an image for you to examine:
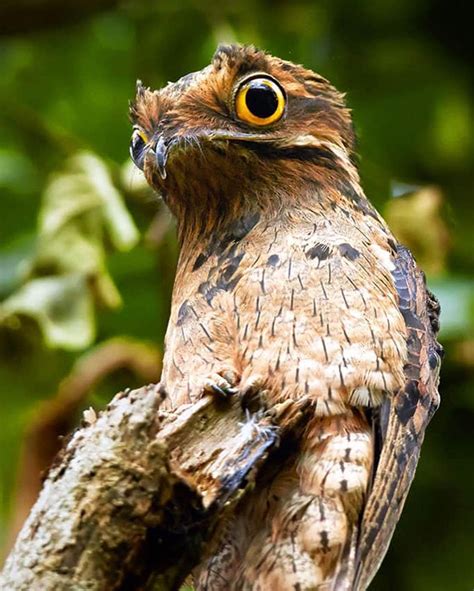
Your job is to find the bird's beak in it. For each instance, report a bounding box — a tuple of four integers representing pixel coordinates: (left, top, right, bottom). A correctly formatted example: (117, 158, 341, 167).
(151, 130, 272, 181)
(154, 136, 168, 180)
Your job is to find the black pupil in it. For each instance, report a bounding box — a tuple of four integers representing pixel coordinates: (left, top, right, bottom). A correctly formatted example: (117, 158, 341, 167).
(245, 82, 279, 119)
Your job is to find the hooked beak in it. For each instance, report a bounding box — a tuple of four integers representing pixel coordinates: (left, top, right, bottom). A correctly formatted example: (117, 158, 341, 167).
(151, 130, 276, 180)
(154, 136, 168, 180)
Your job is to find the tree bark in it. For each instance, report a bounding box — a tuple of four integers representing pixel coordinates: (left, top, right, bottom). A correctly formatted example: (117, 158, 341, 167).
(0, 384, 310, 590)
(7, 338, 162, 551)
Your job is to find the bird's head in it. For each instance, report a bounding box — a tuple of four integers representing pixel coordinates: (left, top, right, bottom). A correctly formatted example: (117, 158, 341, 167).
(130, 44, 358, 234)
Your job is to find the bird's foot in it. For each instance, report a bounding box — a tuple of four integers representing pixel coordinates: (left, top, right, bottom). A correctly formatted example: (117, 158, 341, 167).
(202, 370, 239, 398)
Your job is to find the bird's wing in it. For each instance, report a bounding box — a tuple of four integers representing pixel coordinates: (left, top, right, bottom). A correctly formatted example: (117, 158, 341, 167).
(352, 244, 442, 590)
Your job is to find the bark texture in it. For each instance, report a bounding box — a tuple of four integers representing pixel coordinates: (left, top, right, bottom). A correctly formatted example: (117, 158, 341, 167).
(0, 384, 310, 590)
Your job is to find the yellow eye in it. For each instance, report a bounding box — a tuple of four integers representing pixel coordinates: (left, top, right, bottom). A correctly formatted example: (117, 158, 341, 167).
(235, 77, 285, 126)
(130, 128, 149, 170)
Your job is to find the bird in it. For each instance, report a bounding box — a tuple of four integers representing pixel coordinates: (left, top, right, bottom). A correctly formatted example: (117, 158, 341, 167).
(129, 44, 442, 591)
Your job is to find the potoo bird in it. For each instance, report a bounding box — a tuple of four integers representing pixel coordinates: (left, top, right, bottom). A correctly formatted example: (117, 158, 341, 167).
(130, 45, 442, 590)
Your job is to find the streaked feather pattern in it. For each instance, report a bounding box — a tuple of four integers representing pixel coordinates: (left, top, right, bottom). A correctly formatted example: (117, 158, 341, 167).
(130, 44, 441, 589)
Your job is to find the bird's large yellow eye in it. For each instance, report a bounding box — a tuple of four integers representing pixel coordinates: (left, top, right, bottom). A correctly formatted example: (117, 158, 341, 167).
(235, 77, 285, 126)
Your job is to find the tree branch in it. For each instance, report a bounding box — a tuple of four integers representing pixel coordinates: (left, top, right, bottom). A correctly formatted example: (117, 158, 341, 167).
(1, 384, 310, 590)
(6, 338, 162, 552)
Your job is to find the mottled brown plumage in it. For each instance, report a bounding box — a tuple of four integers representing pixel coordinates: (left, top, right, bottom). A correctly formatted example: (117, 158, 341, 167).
(130, 45, 442, 590)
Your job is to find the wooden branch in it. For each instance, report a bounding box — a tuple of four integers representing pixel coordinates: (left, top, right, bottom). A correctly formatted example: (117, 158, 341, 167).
(1, 384, 310, 590)
(7, 338, 162, 550)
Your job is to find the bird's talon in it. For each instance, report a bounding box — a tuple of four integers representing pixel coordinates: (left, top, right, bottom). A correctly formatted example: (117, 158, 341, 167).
(203, 373, 238, 398)
(210, 384, 237, 397)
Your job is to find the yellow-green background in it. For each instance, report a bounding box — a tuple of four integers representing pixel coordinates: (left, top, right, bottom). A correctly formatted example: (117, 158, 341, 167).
(0, 1, 473, 588)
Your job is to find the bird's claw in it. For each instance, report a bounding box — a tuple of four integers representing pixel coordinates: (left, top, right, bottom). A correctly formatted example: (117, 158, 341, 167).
(203, 372, 238, 398)
(210, 383, 239, 397)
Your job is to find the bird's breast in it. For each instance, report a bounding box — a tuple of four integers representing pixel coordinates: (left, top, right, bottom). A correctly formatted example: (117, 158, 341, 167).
(162, 217, 408, 411)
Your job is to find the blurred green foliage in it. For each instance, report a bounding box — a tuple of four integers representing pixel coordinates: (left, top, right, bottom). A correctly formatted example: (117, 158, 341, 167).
(0, 0, 473, 588)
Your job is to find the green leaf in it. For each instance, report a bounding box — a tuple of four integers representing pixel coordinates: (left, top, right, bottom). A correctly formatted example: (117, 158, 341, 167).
(39, 152, 139, 251)
(1, 150, 141, 349)
(0, 235, 35, 298)
(1, 274, 95, 350)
